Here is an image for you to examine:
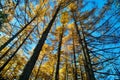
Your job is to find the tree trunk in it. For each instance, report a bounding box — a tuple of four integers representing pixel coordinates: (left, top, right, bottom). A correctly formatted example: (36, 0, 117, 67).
(73, 17, 95, 80)
(0, 60, 13, 76)
(34, 55, 45, 80)
(65, 59, 68, 80)
(72, 31, 78, 80)
(73, 17, 88, 79)
(81, 27, 95, 80)
(79, 65, 84, 80)
(19, 4, 61, 80)
(55, 25, 64, 80)
(0, 16, 36, 52)
(0, 35, 22, 60)
(0, 26, 36, 72)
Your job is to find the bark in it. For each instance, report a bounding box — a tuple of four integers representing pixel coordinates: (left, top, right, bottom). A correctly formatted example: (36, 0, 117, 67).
(0, 26, 36, 72)
(65, 59, 68, 80)
(81, 27, 95, 80)
(0, 35, 22, 60)
(55, 25, 64, 80)
(73, 17, 88, 79)
(0, 60, 13, 76)
(19, 4, 61, 80)
(0, 16, 36, 52)
(34, 55, 45, 80)
(73, 17, 95, 80)
(72, 31, 78, 80)
(80, 66, 84, 80)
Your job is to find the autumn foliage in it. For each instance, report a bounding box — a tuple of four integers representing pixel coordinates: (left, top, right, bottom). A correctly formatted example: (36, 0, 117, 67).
(0, 0, 120, 80)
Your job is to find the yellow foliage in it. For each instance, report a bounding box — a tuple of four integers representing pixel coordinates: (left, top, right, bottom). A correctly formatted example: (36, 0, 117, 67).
(62, 35, 71, 44)
(0, 36, 9, 45)
(79, 55, 84, 65)
(39, 0, 48, 6)
(40, 61, 54, 75)
(56, 26, 64, 34)
(0, 47, 9, 54)
(60, 0, 66, 4)
(27, 2, 48, 18)
(35, 5, 47, 16)
(61, 12, 69, 24)
(67, 23, 75, 30)
(7, 15, 13, 21)
(21, 26, 33, 36)
(42, 44, 49, 51)
(68, 3, 77, 11)
(59, 66, 66, 77)
(67, 45, 73, 51)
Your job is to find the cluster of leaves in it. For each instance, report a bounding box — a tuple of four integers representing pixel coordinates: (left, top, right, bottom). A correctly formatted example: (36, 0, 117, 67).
(0, 0, 120, 80)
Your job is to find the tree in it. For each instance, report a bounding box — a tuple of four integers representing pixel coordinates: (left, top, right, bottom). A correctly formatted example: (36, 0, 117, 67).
(19, 3, 61, 80)
(0, 0, 120, 80)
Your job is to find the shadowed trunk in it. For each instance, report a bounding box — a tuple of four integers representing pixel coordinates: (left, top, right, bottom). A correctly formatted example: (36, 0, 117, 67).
(73, 16, 95, 80)
(19, 4, 61, 80)
(81, 27, 95, 80)
(55, 25, 64, 80)
(34, 55, 45, 80)
(72, 31, 78, 80)
(0, 35, 22, 60)
(79, 65, 84, 80)
(64, 59, 68, 80)
(0, 59, 14, 76)
(0, 26, 36, 72)
(0, 16, 36, 52)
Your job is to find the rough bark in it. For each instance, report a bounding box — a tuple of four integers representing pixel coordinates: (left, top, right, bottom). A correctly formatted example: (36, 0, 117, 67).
(34, 55, 45, 80)
(72, 31, 78, 80)
(0, 26, 36, 72)
(55, 25, 64, 80)
(73, 17, 95, 80)
(19, 4, 61, 80)
(0, 35, 22, 60)
(0, 16, 36, 52)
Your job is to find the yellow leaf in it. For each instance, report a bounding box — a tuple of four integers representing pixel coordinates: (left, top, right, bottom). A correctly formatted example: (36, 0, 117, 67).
(61, 12, 69, 24)
(68, 3, 77, 11)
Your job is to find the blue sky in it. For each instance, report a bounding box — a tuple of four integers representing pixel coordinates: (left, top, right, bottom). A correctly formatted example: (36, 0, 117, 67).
(0, 0, 120, 79)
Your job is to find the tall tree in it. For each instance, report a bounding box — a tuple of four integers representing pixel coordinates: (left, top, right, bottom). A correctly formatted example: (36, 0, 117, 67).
(72, 31, 78, 80)
(0, 0, 120, 80)
(54, 26, 64, 80)
(0, 25, 36, 72)
(19, 4, 61, 80)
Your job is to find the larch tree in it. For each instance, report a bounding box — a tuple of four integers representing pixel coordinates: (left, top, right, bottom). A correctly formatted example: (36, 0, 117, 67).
(0, 0, 120, 80)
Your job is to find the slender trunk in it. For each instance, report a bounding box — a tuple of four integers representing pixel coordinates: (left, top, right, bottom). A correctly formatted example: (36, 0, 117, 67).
(70, 51, 75, 80)
(0, 35, 22, 60)
(73, 17, 88, 79)
(73, 16, 95, 80)
(72, 31, 78, 80)
(0, 26, 36, 72)
(74, 18, 95, 80)
(55, 25, 64, 80)
(0, 60, 13, 76)
(19, 4, 61, 80)
(52, 65, 55, 80)
(65, 59, 68, 80)
(66, 63, 68, 80)
(34, 55, 45, 80)
(79, 61, 84, 80)
(0, 16, 36, 52)
(81, 27, 95, 80)
(11, 63, 18, 79)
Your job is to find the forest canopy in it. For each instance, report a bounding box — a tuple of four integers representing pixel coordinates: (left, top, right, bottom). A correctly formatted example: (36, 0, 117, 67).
(0, 0, 120, 80)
